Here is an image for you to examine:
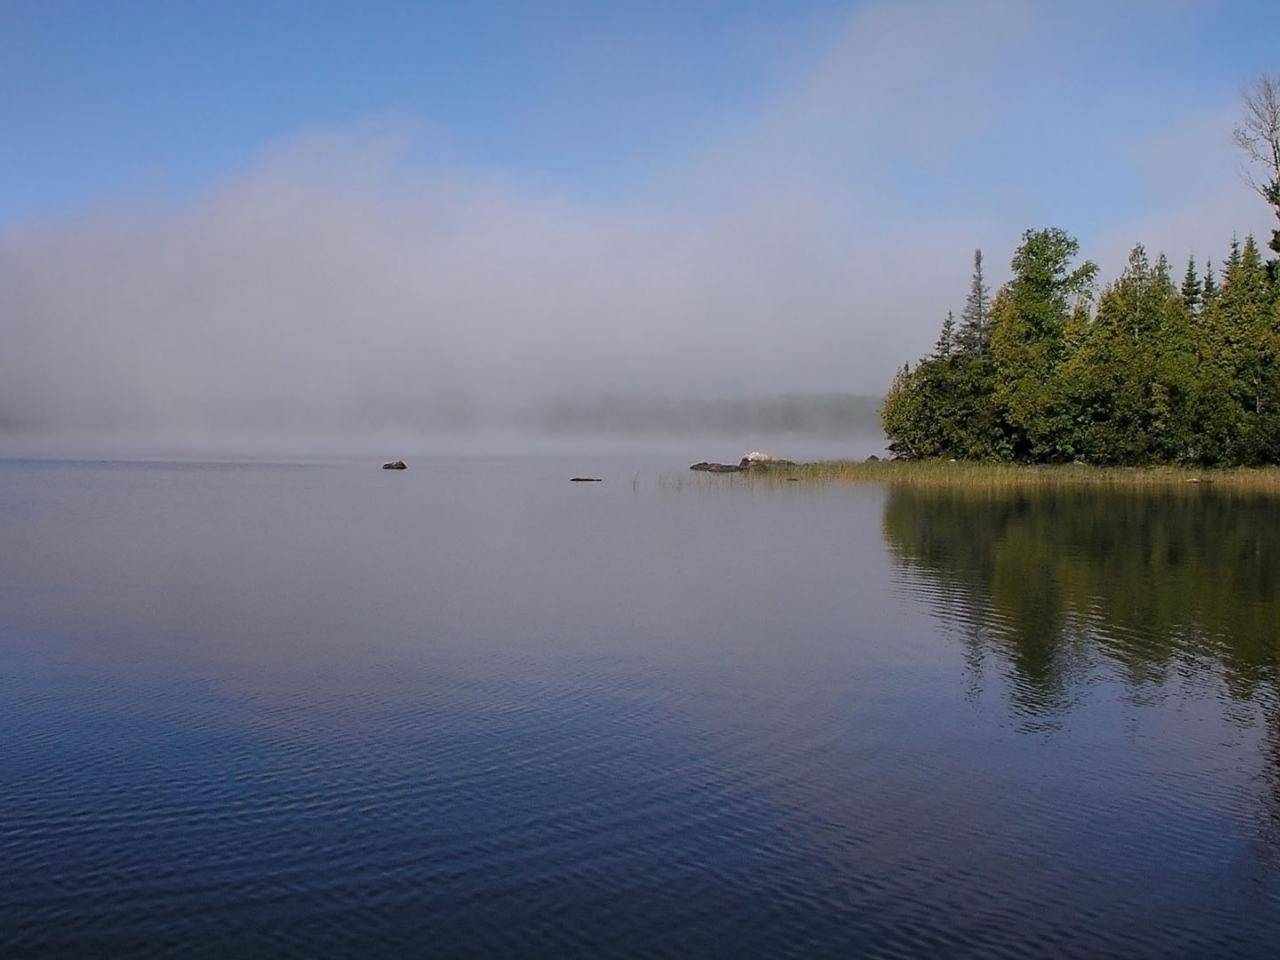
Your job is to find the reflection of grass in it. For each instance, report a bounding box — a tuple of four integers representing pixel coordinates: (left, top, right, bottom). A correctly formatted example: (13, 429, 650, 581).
(706, 460, 1280, 493)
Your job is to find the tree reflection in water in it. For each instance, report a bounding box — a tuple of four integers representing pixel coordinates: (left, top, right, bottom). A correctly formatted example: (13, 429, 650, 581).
(882, 486, 1280, 848)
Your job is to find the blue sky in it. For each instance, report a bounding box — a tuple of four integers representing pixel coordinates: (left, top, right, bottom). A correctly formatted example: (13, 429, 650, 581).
(4, 0, 846, 221)
(1, 1, 1277, 441)
(5, 0, 1273, 225)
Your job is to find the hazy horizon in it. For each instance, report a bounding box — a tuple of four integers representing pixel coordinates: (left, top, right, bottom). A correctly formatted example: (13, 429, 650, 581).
(0, 391, 887, 463)
(3, 0, 1275, 452)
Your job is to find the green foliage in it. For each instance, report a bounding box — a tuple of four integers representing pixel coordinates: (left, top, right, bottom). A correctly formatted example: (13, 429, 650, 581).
(988, 229, 1097, 461)
(882, 228, 1280, 466)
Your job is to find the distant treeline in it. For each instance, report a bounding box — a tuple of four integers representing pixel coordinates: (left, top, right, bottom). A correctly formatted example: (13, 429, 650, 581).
(522, 393, 882, 437)
(882, 231, 1280, 465)
(0, 393, 882, 440)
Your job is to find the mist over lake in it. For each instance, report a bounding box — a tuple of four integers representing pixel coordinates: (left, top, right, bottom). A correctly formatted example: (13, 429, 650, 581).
(3, 457, 1279, 958)
(6, 1, 1280, 955)
(0, 394, 885, 461)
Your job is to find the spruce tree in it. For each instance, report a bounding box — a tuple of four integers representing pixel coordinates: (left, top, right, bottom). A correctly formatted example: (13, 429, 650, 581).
(1181, 256, 1202, 313)
(934, 311, 956, 358)
(1226, 236, 1242, 272)
(1202, 258, 1218, 304)
(957, 249, 990, 354)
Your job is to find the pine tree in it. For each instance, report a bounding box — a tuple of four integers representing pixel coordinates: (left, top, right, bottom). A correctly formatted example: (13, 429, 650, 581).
(1181, 256, 1202, 313)
(957, 249, 990, 354)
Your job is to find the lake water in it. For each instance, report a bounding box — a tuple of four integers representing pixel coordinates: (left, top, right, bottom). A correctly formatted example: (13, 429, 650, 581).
(3, 456, 1279, 958)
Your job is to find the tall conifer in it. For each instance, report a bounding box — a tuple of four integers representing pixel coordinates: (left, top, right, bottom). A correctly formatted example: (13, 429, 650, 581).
(934, 311, 956, 358)
(957, 249, 990, 354)
(1181, 256, 1202, 313)
(1202, 258, 1218, 303)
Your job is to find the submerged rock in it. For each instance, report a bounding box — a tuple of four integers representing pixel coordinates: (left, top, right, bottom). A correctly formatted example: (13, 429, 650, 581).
(690, 461, 743, 473)
(570, 477, 603, 482)
(382, 460, 408, 470)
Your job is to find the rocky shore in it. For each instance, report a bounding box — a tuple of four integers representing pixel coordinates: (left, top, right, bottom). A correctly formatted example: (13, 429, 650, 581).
(690, 452, 797, 474)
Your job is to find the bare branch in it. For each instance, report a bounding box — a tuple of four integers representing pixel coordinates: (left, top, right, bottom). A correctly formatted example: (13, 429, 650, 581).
(1233, 72, 1280, 210)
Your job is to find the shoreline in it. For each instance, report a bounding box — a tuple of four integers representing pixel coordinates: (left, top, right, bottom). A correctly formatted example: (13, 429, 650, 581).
(696, 459, 1280, 493)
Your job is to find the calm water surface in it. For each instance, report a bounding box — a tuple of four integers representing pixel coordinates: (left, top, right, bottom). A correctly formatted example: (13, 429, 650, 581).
(2, 457, 1279, 958)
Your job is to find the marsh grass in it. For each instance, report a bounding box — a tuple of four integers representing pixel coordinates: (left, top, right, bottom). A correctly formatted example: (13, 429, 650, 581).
(690, 460, 1280, 494)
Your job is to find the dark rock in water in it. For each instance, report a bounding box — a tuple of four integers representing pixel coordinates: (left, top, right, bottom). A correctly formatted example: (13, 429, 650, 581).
(570, 477, 603, 482)
(738, 456, 796, 470)
(382, 460, 408, 470)
(740, 451, 796, 468)
(691, 457, 799, 473)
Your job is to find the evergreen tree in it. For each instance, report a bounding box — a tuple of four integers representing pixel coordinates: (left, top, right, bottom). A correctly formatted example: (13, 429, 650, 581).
(957, 249, 990, 354)
(1194, 236, 1276, 462)
(1226, 235, 1243, 272)
(1195, 255, 1239, 463)
(1154, 252, 1173, 289)
(1152, 282, 1200, 461)
(1181, 256, 1202, 313)
(1064, 245, 1189, 462)
(934, 311, 956, 358)
(1202, 258, 1218, 304)
(1230, 238, 1277, 430)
